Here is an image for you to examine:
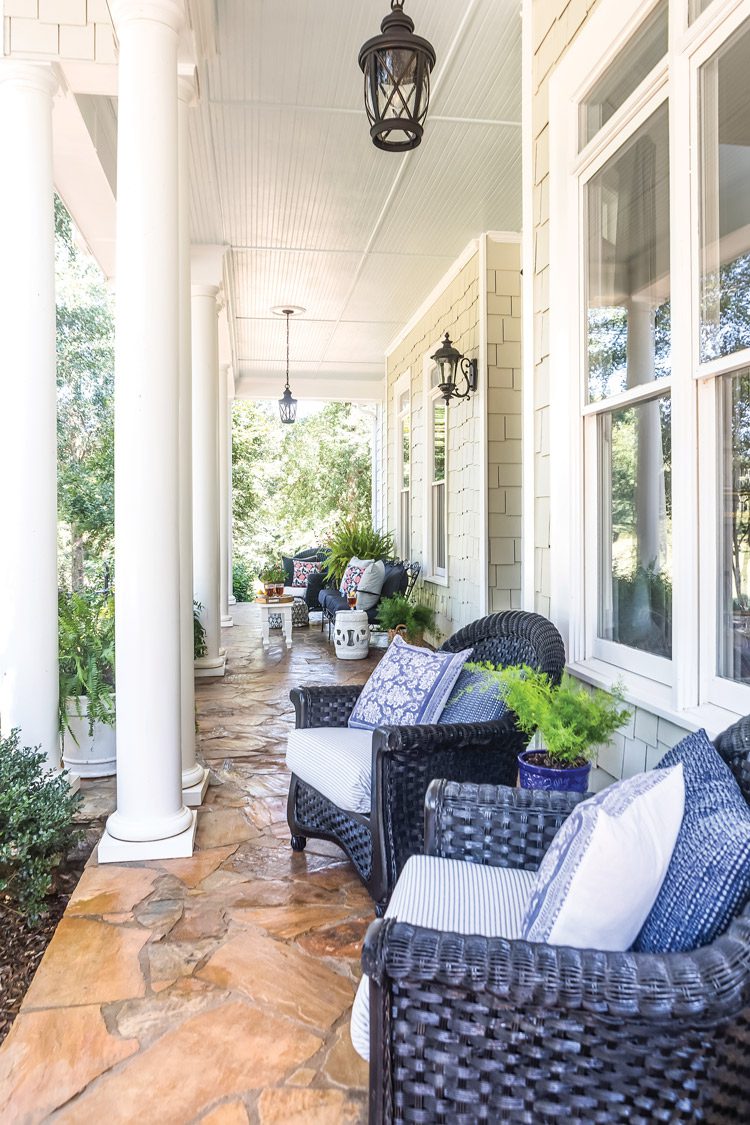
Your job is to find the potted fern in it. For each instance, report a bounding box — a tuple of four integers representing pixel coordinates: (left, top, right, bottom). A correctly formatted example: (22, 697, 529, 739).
(467, 663, 629, 793)
(376, 594, 436, 648)
(58, 590, 116, 778)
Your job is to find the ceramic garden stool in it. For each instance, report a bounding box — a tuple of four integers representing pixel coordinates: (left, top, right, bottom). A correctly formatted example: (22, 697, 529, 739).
(334, 609, 370, 660)
(269, 597, 309, 629)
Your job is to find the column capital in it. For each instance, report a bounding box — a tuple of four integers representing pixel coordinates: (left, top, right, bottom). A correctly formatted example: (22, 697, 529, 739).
(191, 282, 220, 300)
(177, 64, 199, 105)
(109, 0, 186, 34)
(0, 60, 58, 99)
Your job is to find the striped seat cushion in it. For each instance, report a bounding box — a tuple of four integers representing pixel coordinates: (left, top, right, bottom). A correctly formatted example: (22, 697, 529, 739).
(285, 727, 374, 814)
(350, 855, 536, 1061)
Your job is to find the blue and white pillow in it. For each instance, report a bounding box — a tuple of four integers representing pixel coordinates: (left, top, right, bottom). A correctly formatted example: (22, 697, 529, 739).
(634, 729, 750, 953)
(348, 636, 471, 731)
(522, 764, 685, 951)
(439, 666, 509, 725)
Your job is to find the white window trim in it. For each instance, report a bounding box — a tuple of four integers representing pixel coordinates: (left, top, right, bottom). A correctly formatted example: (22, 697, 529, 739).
(548, 0, 750, 724)
(393, 369, 411, 559)
(423, 351, 449, 586)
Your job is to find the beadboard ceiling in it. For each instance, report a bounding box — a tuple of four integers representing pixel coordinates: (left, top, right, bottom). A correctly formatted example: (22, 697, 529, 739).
(188, 0, 522, 400)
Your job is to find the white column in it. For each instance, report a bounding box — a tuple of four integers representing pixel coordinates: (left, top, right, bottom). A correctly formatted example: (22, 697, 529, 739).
(101, 0, 194, 861)
(0, 63, 61, 774)
(192, 282, 225, 675)
(228, 394, 236, 607)
(219, 364, 234, 627)
(178, 71, 208, 803)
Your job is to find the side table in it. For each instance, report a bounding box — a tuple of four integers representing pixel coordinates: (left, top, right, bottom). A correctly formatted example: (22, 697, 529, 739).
(334, 609, 370, 660)
(257, 599, 292, 650)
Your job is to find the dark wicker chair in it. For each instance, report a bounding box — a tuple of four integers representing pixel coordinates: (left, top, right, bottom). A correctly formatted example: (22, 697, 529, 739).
(361, 715, 750, 1124)
(287, 611, 565, 913)
(318, 558, 422, 634)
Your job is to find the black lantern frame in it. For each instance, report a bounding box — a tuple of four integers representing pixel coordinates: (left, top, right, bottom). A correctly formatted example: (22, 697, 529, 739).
(276, 307, 300, 424)
(358, 0, 436, 152)
(431, 332, 479, 406)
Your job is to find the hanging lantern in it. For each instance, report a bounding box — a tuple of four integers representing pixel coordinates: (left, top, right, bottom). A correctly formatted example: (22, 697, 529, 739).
(273, 306, 303, 424)
(430, 332, 478, 405)
(358, 0, 436, 152)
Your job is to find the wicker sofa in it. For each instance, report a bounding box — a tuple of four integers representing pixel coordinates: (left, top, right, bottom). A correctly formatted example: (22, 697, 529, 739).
(360, 715, 750, 1124)
(286, 611, 565, 912)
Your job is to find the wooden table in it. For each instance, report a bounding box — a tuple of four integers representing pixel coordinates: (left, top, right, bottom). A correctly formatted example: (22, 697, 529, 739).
(256, 598, 293, 650)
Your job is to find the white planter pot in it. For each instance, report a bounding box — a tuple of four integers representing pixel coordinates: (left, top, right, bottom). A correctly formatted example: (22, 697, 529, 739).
(62, 696, 116, 778)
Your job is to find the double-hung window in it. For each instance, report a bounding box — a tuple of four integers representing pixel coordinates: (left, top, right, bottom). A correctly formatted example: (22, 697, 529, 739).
(394, 373, 411, 557)
(550, 0, 750, 722)
(425, 363, 448, 582)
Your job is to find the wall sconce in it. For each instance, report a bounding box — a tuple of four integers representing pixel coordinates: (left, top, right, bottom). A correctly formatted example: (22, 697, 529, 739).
(430, 333, 478, 405)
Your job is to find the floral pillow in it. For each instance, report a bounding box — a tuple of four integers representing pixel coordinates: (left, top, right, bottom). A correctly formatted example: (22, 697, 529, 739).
(292, 558, 322, 587)
(340, 557, 374, 596)
(348, 636, 472, 730)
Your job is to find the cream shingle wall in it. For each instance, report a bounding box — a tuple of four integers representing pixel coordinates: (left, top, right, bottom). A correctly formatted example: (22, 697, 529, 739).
(385, 236, 522, 638)
(487, 238, 522, 612)
(3, 0, 115, 62)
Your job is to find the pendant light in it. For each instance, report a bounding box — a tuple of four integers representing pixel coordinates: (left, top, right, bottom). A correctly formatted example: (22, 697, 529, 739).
(272, 306, 304, 424)
(358, 0, 436, 152)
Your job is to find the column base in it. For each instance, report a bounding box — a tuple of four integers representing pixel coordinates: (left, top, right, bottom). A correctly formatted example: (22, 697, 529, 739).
(221, 614, 234, 628)
(98, 810, 197, 863)
(182, 766, 209, 807)
(228, 595, 237, 605)
(194, 652, 226, 678)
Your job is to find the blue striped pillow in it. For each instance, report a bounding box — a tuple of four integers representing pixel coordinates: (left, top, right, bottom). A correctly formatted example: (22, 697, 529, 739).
(439, 667, 508, 725)
(634, 728, 750, 952)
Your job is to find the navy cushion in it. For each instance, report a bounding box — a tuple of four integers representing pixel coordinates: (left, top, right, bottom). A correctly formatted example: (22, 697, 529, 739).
(380, 563, 408, 600)
(439, 667, 509, 724)
(320, 589, 348, 614)
(634, 728, 750, 952)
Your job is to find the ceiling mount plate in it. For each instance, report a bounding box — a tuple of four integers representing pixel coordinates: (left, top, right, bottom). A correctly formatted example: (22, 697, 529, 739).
(270, 305, 306, 317)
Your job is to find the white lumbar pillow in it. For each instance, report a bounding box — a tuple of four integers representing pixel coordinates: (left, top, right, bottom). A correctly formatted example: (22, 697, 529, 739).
(522, 764, 685, 951)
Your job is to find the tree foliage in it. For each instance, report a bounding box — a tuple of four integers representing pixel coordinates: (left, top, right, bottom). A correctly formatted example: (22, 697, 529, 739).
(232, 400, 373, 572)
(55, 198, 115, 591)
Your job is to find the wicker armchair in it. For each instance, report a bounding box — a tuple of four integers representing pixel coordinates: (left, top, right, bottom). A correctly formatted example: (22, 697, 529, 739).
(287, 611, 565, 913)
(361, 716, 750, 1124)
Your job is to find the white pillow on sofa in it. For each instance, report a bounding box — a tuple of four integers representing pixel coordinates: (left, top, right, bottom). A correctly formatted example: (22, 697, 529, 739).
(356, 559, 386, 611)
(522, 763, 685, 950)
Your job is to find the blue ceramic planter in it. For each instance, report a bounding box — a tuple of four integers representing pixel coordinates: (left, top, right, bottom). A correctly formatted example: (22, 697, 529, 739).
(517, 750, 591, 793)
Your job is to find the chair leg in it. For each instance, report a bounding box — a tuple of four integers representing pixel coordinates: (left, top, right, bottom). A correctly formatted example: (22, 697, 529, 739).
(291, 834, 307, 852)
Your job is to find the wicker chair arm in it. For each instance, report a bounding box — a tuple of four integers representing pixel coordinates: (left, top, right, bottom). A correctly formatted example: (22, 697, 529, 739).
(373, 713, 520, 758)
(290, 684, 364, 728)
(362, 910, 750, 1025)
(424, 779, 586, 869)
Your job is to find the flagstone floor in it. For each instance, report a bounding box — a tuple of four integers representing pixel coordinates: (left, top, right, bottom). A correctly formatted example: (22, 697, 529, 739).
(0, 604, 383, 1124)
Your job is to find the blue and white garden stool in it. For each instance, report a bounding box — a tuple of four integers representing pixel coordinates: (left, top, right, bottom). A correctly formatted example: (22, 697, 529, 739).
(334, 610, 369, 660)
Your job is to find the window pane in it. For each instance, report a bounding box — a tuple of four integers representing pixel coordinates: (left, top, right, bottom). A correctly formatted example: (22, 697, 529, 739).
(433, 401, 446, 481)
(598, 395, 672, 658)
(699, 19, 750, 363)
(586, 103, 671, 402)
(719, 370, 750, 684)
(401, 416, 410, 488)
(433, 482, 446, 571)
(400, 490, 410, 555)
(689, 0, 714, 24)
(579, 0, 667, 149)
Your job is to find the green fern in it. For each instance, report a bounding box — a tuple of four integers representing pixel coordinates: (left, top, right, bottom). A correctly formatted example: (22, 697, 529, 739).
(323, 517, 395, 588)
(376, 594, 436, 641)
(58, 590, 115, 739)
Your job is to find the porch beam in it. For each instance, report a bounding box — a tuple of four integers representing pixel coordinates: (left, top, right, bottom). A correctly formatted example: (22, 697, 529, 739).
(100, 0, 195, 861)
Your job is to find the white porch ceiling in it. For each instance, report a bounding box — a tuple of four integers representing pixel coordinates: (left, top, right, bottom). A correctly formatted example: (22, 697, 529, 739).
(187, 0, 522, 401)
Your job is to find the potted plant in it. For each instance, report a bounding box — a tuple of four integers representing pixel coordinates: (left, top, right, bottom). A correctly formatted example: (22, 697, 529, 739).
(58, 590, 116, 778)
(467, 662, 629, 793)
(258, 563, 286, 598)
(323, 517, 395, 589)
(376, 594, 437, 648)
(194, 600, 207, 659)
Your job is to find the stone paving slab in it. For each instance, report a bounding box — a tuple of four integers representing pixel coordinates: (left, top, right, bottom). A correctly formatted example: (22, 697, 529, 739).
(0, 604, 376, 1122)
